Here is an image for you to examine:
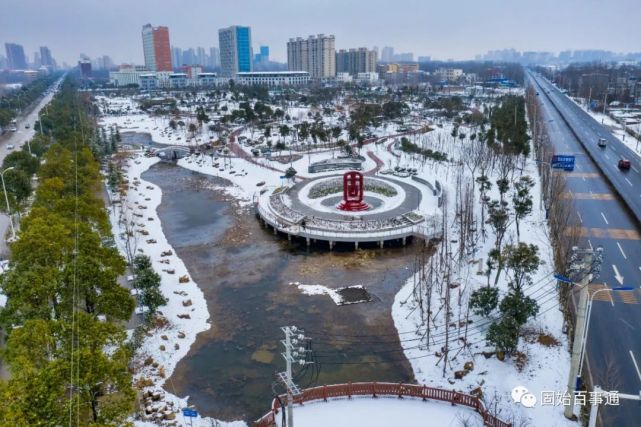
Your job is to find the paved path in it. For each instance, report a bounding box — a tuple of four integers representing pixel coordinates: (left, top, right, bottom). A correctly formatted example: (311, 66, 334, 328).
(227, 126, 408, 182)
(365, 151, 385, 175)
(286, 175, 421, 221)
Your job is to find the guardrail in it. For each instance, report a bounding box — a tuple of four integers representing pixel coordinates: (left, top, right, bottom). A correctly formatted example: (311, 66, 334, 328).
(253, 382, 511, 427)
(411, 175, 443, 207)
(530, 73, 641, 226)
(255, 197, 438, 241)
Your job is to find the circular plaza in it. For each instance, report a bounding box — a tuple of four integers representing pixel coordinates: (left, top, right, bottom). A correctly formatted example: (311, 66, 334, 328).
(254, 172, 440, 249)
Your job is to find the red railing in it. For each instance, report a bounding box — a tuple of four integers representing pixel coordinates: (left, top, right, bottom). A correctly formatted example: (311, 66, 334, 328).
(253, 382, 511, 427)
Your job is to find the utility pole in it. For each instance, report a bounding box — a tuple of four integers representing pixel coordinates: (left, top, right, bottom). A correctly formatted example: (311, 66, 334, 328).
(279, 326, 311, 427)
(0, 167, 16, 240)
(563, 246, 603, 419)
(564, 273, 591, 419)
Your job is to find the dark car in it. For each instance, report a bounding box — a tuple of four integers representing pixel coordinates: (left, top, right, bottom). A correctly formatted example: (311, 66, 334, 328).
(618, 159, 631, 170)
(597, 138, 606, 148)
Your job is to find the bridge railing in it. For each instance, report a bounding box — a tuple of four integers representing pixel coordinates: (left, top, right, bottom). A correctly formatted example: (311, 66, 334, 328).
(256, 199, 437, 240)
(253, 382, 511, 427)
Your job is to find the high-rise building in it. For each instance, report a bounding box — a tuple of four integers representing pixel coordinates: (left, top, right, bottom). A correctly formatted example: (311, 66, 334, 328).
(93, 55, 114, 70)
(336, 48, 377, 76)
(141, 24, 173, 71)
(381, 46, 394, 62)
(5, 43, 27, 70)
(171, 47, 182, 69)
(196, 47, 207, 66)
(40, 46, 54, 68)
(254, 45, 270, 65)
(218, 25, 253, 77)
(78, 60, 92, 78)
(395, 52, 414, 62)
(287, 34, 335, 79)
(209, 47, 220, 68)
(260, 45, 270, 61)
(182, 48, 196, 66)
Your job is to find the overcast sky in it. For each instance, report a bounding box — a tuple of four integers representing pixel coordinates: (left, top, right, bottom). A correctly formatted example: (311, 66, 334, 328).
(1, 0, 640, 65)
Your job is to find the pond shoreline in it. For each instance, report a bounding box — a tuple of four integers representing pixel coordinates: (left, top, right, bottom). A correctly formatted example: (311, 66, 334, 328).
(141, 162, 417, 422)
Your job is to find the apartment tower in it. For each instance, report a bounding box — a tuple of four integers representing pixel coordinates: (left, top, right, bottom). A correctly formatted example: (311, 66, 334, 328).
(287, 34, 335, 79)
(218, 26, 253, 77)
(141, 24, 173, 71)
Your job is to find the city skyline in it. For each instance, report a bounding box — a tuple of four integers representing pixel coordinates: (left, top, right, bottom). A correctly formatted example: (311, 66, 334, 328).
(1, 0, 640, 66)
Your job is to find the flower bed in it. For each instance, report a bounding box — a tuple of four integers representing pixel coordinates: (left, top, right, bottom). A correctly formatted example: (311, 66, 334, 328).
(307, 178, 398, 199)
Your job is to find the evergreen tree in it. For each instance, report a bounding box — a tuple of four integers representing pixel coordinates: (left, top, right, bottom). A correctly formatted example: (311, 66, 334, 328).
(469, 287, 499, 317)
(133, 255, 167, 319)
(512, 176, 535, 239)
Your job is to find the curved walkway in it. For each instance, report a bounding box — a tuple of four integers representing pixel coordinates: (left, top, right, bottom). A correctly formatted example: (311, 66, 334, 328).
(226, 126, 421, 181)
(286, 175, 421, 221)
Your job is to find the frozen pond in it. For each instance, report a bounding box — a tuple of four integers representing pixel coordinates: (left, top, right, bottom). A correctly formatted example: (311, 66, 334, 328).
(142, 162, 420, 422)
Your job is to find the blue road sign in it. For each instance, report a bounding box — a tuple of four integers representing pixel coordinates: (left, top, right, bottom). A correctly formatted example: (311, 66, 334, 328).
(280, 176, 287, 179)
(554, 274, 573, 284)
(182, 408, 198, 418)
(551, 155, 575, 171)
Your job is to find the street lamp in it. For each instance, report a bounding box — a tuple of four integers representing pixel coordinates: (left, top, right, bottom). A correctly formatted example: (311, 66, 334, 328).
(563, 279, 634, 420)
(0, 167, 16, 241)
(577, 287, 635, 380)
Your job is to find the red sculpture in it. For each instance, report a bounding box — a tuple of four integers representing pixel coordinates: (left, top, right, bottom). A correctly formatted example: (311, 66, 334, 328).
(337, 171, 369, 211)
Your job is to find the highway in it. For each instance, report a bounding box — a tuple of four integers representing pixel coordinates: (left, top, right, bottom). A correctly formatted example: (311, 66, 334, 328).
(0, 77, 62, 257)
(0, 77, 62, 162)
(528, 70, 641, 426)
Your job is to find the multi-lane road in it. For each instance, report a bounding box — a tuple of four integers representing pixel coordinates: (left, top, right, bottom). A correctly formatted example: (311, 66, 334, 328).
(0, 78, 62, 257)
(528, 70, 641, 426)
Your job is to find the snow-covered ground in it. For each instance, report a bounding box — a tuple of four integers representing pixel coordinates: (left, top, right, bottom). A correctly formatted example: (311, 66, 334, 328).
(99, 90, 574, 426)
(391, 125, 574, 426)
(571, 97, 641, 156)
(274, 396, 486, 427)
(288, 282, 370, 306)
(108, 153, 245, 426)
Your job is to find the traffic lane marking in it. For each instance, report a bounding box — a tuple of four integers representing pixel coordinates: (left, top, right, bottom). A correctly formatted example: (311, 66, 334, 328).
(629, 351, 641, 383)
(563, 227, 641, 240)
(617, 242, 628, 259)
(560, 192, 615, 200)
(601, 212, 609, 225)
(588, 283, 615, 306)
(557, 172, 601, 179)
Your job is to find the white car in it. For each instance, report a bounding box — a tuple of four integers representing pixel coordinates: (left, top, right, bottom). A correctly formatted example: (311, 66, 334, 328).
(6, 144, 14, 150)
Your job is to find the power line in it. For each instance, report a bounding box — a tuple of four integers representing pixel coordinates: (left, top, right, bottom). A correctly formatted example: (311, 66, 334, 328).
(306, 271, 556, 340)
(308, 275, 559, 346)
(311, 292, 560, 360)
(313, 301, 566, 366)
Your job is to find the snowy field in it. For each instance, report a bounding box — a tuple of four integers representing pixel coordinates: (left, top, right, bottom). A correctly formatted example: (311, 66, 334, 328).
(387, 122, 575, 426)
(273, 396, 487, 427)
(571, 97, 641, 156)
